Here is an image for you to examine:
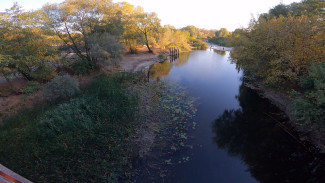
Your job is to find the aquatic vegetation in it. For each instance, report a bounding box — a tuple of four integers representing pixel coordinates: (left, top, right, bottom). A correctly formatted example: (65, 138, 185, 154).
(129, 78, 198, 180)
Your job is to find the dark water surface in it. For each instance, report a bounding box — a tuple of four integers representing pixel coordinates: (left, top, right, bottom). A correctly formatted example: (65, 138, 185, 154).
(148, 50, 324, 183)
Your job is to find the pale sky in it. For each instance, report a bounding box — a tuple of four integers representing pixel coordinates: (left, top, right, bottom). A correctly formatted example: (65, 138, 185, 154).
(1, 0, 301, 31)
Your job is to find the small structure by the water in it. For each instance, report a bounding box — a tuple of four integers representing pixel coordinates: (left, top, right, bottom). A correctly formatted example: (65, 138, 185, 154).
(169, 47, 179, 62)
(169, 47, 179, 57)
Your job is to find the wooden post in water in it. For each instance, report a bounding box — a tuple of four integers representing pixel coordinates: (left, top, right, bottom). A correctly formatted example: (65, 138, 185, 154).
(169, 47, 179, 62)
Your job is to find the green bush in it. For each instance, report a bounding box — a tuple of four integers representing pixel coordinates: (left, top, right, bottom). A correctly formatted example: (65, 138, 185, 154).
(36, 95, 135, 182)
(158, 54, 166, 60)
(192, 39, 208, 50)
(71, 59, 93, 75)
(0, 73, 139, 182)
(294, 62, 325, 129)
(208, 37, 231, 47)
(20, 81, 39, 94)
(30, 63, 56, 82)
(42, 74, 80, 101)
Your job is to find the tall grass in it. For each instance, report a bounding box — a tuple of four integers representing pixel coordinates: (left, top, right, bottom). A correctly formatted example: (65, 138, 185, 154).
(0, 72, 198, 182)
(0, 73, 140, 182)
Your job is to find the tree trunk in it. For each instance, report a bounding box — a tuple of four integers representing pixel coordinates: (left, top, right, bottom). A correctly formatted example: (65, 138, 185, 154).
(18, 68, 32, 81)
(144, 32, 153, 53)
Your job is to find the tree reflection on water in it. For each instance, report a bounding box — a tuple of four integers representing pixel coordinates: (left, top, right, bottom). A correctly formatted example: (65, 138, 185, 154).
(213, 84, 325, 183)
(214, 50, 226, 56)
(149, 52, 190, 81)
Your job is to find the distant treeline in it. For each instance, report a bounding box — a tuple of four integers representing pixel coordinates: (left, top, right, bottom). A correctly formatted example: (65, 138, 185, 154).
(230, 0, 325, 131)
(208, 28, 232, 47)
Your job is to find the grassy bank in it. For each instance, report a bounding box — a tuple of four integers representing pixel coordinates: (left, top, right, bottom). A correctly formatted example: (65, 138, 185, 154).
(0, 72, 197, 182)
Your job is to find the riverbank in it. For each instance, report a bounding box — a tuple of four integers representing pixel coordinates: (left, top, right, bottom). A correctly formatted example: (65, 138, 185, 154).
(0, 48, 168, 123)
(0, 47, 198, 182)
(0, 72, 197, 182)
(242, 75, 325, 152)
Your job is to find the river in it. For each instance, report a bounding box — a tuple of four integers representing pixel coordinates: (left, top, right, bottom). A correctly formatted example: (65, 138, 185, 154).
(148, 49, 324, 183)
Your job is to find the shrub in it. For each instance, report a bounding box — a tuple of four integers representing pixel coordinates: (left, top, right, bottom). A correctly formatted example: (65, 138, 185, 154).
(208, 37, 231, 47)
(294, 62, 325, 129)
(20, 81, 39, 94)
(71, 59, 93, 75)
(192, 39, 208, 50)
(42, 75, 80, 101)
(158, 54, 166, 60)
(34, 74, 137, 181)
(0, 72, 197, 182)
(88, 33, 124, 60)
(31, 63, 57, 82)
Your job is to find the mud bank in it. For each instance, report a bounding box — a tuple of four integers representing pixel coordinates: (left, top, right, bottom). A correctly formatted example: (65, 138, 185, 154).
(243, 76, 325, 152)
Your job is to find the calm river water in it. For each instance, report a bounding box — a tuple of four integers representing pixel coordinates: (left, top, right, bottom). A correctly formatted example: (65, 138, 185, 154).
(148, 49, 324, 183)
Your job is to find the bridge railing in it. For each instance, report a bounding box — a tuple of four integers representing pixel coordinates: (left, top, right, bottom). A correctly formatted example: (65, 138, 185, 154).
(0, 164, 32, 183)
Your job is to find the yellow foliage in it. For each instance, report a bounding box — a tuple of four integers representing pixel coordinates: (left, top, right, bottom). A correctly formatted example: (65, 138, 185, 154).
(232, 13, 324, 87)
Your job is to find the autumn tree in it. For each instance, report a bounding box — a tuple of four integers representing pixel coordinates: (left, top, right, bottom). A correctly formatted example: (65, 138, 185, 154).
(215, 28, 230, 38)
(181, 25, 204, 40)
(156, 25, 173, 49)
(156, 25, 191, 51)
(289, 0, 325, 16)
(269, 4, 289, 17)
(232, 14, 324, 87)
(230, 0, 325, 141)
(115, 2, 144, 53)
(171, 30, 191, 51)
(209, 28, 232, 47)
(0, 3, 58, 81)
(43, 0, 124, 65)
(136, 12, 161, 53)
(265, 0, 325, 18)
(231, 0, 324, 88)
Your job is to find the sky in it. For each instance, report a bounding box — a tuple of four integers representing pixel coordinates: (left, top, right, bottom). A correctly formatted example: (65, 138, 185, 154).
(1, 0, 302, 31)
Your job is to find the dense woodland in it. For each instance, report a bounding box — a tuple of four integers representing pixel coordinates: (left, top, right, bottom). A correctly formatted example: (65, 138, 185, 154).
(230, 0, 325, 132)
(0, 0, 216, 84)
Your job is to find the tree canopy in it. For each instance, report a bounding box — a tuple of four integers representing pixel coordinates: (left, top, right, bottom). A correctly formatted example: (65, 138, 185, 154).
(230, 0, 325, 130)
(0, 0, 220, 83)
(0, 3, 58, 81)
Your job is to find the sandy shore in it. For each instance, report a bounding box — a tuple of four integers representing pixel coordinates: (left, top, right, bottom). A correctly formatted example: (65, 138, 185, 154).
(119, 51, 166, 72)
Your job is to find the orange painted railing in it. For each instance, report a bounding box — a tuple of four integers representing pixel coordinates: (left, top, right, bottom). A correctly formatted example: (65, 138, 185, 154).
(0, 164, 32, 183)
